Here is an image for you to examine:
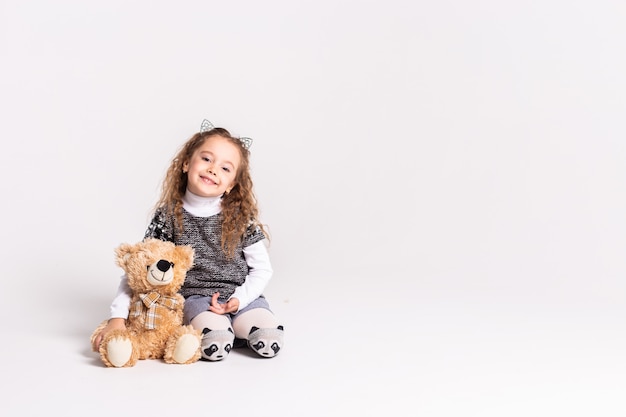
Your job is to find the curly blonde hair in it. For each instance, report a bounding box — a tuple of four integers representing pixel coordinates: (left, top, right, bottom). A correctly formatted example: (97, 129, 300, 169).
(154, 127, 268, 258)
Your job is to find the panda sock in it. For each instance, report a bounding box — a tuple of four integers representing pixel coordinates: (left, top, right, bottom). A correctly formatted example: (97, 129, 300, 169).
(200, 328, 235, 361)
(247, 325, 284, 358)
(190, 311, 234, 362)
(232, 307, 285, 358)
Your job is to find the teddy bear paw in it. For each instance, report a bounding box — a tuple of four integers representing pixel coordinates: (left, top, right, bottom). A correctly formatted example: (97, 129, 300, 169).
(106, 336, 133, 367)
(171, 333, 201, 364)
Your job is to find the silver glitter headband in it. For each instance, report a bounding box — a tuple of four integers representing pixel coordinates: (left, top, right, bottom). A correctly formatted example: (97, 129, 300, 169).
(200, 119, 253, 150)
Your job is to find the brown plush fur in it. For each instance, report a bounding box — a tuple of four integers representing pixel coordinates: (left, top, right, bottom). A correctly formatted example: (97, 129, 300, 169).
(90, 238, 202, 367)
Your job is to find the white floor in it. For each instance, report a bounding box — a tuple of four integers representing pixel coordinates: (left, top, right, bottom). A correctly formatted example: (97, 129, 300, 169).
(2, 263, 624, 417)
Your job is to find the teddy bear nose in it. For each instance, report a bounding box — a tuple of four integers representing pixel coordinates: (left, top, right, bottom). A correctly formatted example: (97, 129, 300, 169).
(156, 259, 174, 272)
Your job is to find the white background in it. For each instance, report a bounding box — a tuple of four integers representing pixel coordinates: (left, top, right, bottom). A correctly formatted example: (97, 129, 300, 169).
(1, 0, 624, 415)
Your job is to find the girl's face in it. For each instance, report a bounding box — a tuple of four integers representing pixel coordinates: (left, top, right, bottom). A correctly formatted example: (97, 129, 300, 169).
(183, 135, 241, 198)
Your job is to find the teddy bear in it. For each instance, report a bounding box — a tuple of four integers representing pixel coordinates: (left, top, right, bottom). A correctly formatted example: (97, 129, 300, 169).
(90, 238, 202, 367)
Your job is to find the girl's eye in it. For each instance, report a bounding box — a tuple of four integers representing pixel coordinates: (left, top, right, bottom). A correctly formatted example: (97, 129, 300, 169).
(222, 167, 230, 173)
(202, 157, 211, 162)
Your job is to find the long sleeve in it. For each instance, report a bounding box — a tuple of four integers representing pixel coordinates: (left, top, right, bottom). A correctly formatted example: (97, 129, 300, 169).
(229, 240, 273, 311)
(109, 274, 132, 319)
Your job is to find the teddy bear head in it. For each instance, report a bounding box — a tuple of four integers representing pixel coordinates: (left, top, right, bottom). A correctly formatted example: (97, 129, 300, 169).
(115, 238, 194, 296)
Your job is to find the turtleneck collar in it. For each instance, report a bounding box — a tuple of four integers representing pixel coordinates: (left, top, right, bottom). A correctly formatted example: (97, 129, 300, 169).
(182, 189, 222, 217)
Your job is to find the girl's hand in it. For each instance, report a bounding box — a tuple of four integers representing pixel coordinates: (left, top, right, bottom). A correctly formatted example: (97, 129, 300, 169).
(91, 318, 126, 352)
(208, 292, 240, 314)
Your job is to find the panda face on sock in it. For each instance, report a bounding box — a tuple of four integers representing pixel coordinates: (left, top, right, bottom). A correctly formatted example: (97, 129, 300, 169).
(247, 325, 284, 358)
(201, 327, 234, 361)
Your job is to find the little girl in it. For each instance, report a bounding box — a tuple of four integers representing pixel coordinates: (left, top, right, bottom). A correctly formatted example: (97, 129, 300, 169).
(92, 120, 284, 361)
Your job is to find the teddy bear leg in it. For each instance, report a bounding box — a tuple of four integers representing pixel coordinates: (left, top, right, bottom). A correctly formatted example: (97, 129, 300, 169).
(105, 337, 133, 367)
(99, 331, 138, 368)
(232, 308, 284, 358)
(164, 325, 202, 364)
(90, 320, 108, 352)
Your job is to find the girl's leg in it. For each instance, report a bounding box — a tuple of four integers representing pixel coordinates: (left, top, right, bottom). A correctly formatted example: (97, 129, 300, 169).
(190, 311, 234, 361)
(232, 308, 284, 358)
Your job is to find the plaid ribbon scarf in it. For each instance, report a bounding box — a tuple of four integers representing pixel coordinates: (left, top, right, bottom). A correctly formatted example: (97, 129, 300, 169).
(130, 291, 179, 330)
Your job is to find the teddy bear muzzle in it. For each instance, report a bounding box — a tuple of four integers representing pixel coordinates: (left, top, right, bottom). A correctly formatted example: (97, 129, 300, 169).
(147, 259, 175, 286)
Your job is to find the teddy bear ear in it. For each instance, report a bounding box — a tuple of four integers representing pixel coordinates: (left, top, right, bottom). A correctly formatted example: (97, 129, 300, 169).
(175, 245, 195, 270)
(114, 243, 134, 268)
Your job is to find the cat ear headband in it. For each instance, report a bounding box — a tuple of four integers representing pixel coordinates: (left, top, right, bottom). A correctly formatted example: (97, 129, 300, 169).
(200, 119, 253, 150)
